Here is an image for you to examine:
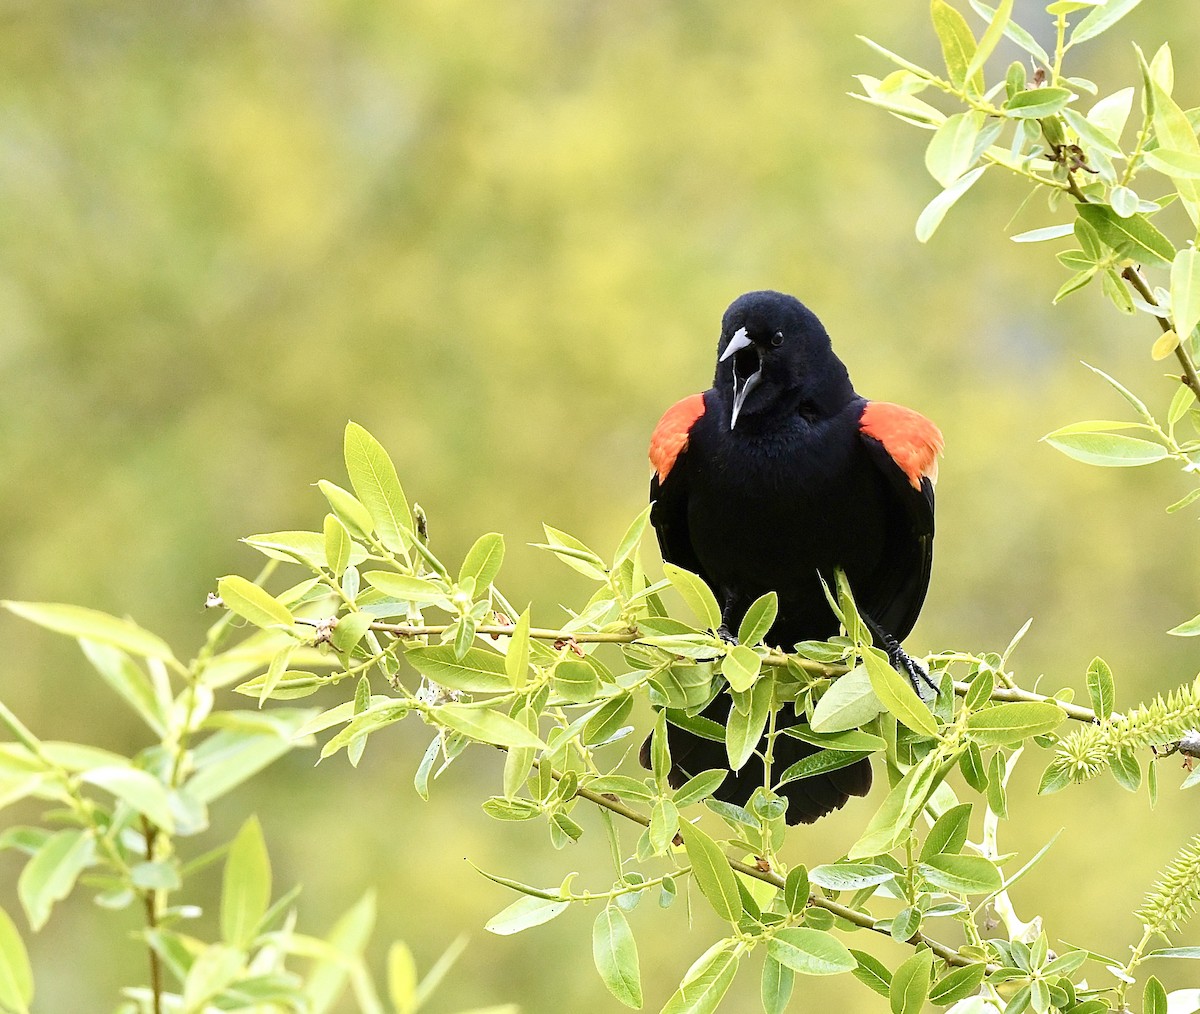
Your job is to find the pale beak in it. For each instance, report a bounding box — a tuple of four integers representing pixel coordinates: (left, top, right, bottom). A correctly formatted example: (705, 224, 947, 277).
(720, 327, 762, 430)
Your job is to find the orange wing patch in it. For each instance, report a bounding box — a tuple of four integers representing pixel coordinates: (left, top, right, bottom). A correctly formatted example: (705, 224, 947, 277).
(649, 394, 706, 479)
(860, 401, 944, 489)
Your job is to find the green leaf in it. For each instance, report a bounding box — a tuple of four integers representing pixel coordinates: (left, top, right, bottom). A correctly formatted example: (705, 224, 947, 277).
(1110, 747, 1141, 791)
(966, 702, 1066, 745)
(916, 166, 987, 242)
(810, 665, 885, 733)
(863, 648, 938, 737)
(582, 693, 634, 746)
(221, 816, 271, 949)
(760, 955, 794, 1014)
(323, 514, 352, 577)
(849, 753, 941, 859)
(1086, 657, 1115, 719)
(737, 593, 778, 647)
(809, 864, 896, 891)
(0, 906, 32, 1014)
(436, 704, 546, 748)
(1075, 204, 1175, 267)
(660, 944, 739, 1014)
(920, 802, 973, 860)
(726, 678, 772, 770)
(3, 601, 175, 662)
(663, 564, 722, 631)
(968, 0, 1050, 64)
(889, 949, 934, 1014)
(1144, 975, 1167, 1014)
(673, 770, 727, 809)
(931, 0, 982, 91)
(406, 645, 510, 692)
(777, 748, 871, 786)
(81, 767, 176, 833)
(387, 941, 417, 1014)
(722, 645, 763, 694)
(1168, 611, 1200, 636)
(849, 950, 892, 997)
(304, 890, 376, 1013)
(554, 657, 601, 703)
(344, 422, 411, 553)
(459, 533, 505, 590)
(925, 111, 984, 186)
(535, 525, 609, 580)
(918, 854, 1002, 894)
(17, 829, 95, 931)
(1011, 223, 1076, 243)
(363, 571, 446, 603)
(677, 821, 742, 922)
(316, 479, 375, 540)
(217, 576, 294, 630)
(1171, 249, 1200, 342)
(929, 963, 987, 1004)
(767, 928, 856, 976)
(963, 0, 1013, 82)
(1145, 947, 1200, 959)
(79, 641, 166, 735)
(186, 715, 311, 804)
(593, 905, 642, 1009)
(504, 609, 531, 689)
(1071, 0, 1145, 44)
(1145, 148, 1200, 179)
(784, 866, 810, 913)
(1043, 429, 1169, 467)
(485, 895, 569, 935)
(613, 504, 653, 567)
(1003, 87, 1073, 118)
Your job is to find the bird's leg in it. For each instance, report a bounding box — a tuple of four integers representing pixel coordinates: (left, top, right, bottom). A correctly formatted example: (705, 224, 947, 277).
(862, 612, 938, 704)
(716, 593, 741, 645)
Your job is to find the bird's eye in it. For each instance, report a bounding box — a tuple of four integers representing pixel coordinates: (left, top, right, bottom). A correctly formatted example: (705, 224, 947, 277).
(770, 331, 784, 348)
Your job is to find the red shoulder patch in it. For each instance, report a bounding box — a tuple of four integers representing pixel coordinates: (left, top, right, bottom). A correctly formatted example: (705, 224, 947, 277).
(649, 394, 706, 479)
(860, 401, 944, 490)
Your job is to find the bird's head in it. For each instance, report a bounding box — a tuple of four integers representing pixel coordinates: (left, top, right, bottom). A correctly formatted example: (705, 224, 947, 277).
(715, 290, 852, 431)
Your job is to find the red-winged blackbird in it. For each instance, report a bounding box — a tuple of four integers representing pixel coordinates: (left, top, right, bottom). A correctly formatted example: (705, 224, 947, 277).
(642, 290, 943, 824)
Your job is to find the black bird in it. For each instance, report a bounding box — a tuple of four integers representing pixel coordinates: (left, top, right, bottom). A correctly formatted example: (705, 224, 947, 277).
(642, 290, 943, 824)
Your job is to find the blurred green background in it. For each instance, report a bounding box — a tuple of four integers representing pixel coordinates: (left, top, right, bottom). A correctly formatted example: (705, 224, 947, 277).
(3, 0, 1200, 1010)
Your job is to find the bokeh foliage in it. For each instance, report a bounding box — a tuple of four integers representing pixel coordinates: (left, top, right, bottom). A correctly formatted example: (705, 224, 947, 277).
(3, 1, 1200, 1010)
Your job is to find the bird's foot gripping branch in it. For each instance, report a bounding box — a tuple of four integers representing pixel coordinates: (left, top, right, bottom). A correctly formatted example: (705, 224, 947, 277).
(7, 421, 1196, 1013)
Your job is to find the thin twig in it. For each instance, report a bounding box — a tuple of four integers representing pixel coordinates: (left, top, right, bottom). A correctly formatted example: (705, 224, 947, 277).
(1121, 265, 1200, 398)
(140, 816, 163, 1014)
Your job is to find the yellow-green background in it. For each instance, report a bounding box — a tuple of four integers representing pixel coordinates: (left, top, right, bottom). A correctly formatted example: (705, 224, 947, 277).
(2, 1, 1199, 1010)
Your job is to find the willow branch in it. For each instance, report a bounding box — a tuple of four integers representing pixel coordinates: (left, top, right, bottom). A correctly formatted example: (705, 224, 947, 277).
(1121, 265, 1200, 398)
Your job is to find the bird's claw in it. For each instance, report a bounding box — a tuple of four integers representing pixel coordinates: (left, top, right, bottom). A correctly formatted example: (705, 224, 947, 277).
(889, 644, 938, 705)
(715, 624, 739, 646)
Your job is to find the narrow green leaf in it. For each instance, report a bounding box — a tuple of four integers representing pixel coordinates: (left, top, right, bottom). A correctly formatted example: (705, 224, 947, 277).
(0, 906, 32, 1014)
(582, 693, 634, 746)
(217, 576, 294, 630)
(760, 955, 794, 1014)
(1085, 657, 1115, 719)
(344, 422, 411, 552)
(17, 829, 94, 931)
(1171, 249, 1200, 342)
(81, 767, 176, 833)
(536, 525, 609, 580)
(931, 0, 981, 91)
(460, 533, 505, 590)
(673, 770, 727, 809)
(613, 504, 653, 567)
(1168, 611, 1200, 636)
(737, 592, 778, 647)
(387, 941, 417, 1014)
(504, 609, 531, 689)
(809, 864, 896, 891)
(929, 963, 987, 1005)
(925, 111, 984, 186)
(316, 479, 375, 540)
(965, 702, 1066, 745)
(849, 753, 941, 859)
(660, 945, 739, 1014)
(677, 821, 742, 922)
(918, 854, 1002, 894)
(3, 601, 174, 662)
(810, 664, 885, 733)
(363, 571, 445, 603)
(722, 645, 763, 694)
(1003, 87, 1073, 118)
(406, 645, 510, 692)
(1011, 224, 1076, 243)
(1110, 747, 1141, 791)
(1071, 0, 1145, 45)
(767, 928, 856, 976)
(916, 166, 987, 242)
(849, 950, 892, 997)
(323, 514, 352, 577)
(220, 816, 271, 949)
(436, 704, 546, 748)
(1043, 429, 1169, 467)
(863, 648, 938, 737)
(920, 802, 973, 860)
(777, 749, 870, 786)
(305, 890, 377, 1014)
(963, 0, 1013, 82)
(593, 905, 642, 1009)
(1144, 975, 1167, 1014)
(663, 564, 722, 632)
(889, 949, 933, 1014)
(784, 866, 810, 913)
(1145, 947, 1200, 959)
(1146, 148, 1200, 179)
(726, 678, 771, 771)
(485, 895, 569, 935)
(1076, 204, 1175, 267)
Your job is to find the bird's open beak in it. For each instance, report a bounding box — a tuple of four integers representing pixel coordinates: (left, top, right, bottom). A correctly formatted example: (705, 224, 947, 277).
(720, 327, 762, 430)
